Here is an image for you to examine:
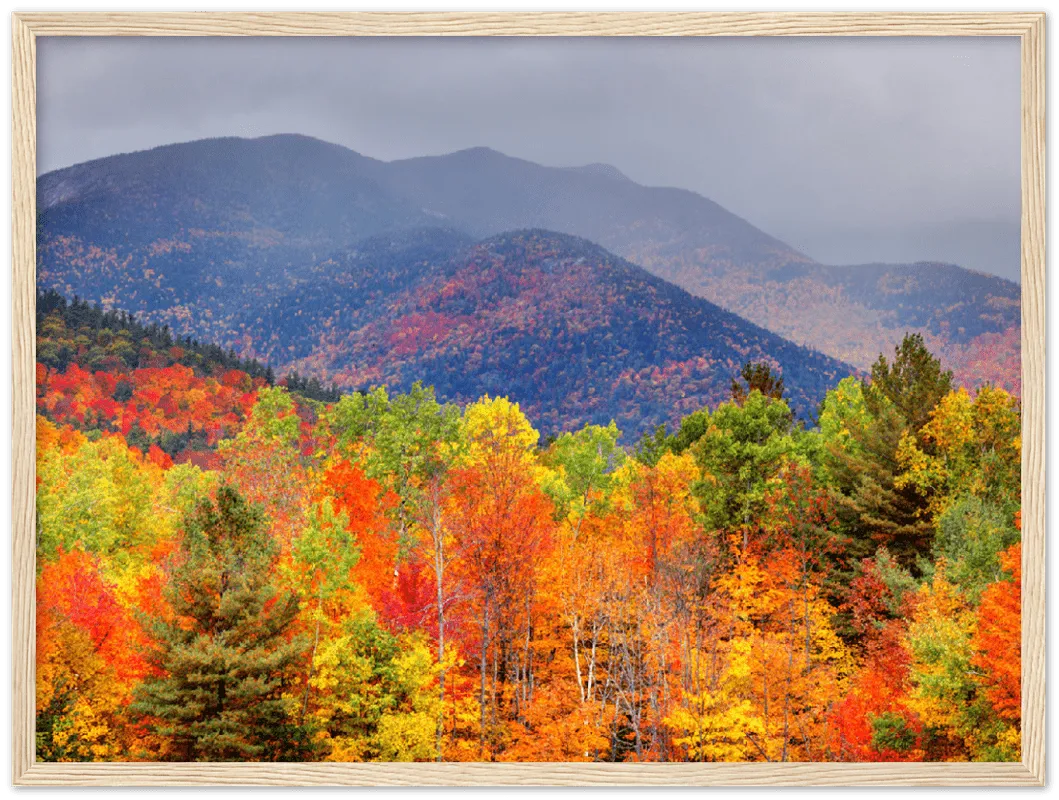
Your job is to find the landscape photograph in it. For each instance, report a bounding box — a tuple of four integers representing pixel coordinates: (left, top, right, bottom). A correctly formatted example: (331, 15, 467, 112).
(33, 35, 1023, 763)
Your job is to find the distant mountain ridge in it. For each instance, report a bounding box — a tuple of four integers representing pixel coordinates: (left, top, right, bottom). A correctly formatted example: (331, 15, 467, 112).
(38, 135, 433, 250)
(278, 229, 851, 435)
(37, 134, 1020, 400)
(39, 223, 855, 437)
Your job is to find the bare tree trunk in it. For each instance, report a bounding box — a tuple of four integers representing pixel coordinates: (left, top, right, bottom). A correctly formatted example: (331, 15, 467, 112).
(782, 600, 796, 762)
(587, 618, 599, 703)
(522, 591, 533, 714)
(432, 499, 446, 762)
(763, 667, 770, 757)
(802, 557, 813, 676)
(300, 585, 323, 725)
(479, 601, 489, 759)
(572, 615, 585, 703)
(491, 631, 500, 738)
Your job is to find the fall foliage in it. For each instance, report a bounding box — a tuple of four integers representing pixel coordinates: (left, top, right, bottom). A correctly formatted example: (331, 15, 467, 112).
(36, 301, 1022, 764)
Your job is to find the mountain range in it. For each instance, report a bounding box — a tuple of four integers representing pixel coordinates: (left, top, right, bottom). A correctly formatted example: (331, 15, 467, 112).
(36, 134, 1021, 434)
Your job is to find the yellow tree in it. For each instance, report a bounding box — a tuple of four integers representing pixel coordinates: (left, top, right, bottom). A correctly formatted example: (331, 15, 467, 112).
(904, 565, 977, 760)
(711, 522, 852, 763)
(896, 386, 1021, 522)
(664, 639, 764, 762)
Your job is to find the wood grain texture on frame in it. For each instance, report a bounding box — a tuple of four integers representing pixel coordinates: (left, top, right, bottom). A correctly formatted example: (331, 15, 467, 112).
(10, 11, 1046, 787)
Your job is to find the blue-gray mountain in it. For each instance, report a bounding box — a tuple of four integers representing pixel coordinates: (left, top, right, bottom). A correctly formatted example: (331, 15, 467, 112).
(37, 135, 1020, 432)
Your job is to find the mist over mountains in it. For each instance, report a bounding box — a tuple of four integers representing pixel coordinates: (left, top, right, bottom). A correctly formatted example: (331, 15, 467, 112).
(37, 134, 1021, 433)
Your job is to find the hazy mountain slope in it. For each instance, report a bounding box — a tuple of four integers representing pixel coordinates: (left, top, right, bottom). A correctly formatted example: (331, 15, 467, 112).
(38, 134, 426, 249)
(368, 146, 803, 268)
(37, 134, 1020, 394)
(235, 227, 475, 365)
(625, 253, 1020, 387)
(37, 135, 436, 325)
(283, 230, 850, 436)
(370, 146, 1021, 388)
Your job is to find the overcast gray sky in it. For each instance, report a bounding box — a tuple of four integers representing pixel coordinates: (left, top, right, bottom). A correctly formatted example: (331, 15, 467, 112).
(37, 36, 1022, 281)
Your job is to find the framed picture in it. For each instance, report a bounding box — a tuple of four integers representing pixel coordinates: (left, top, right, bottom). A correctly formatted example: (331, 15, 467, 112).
(8, 10, 1046, 788)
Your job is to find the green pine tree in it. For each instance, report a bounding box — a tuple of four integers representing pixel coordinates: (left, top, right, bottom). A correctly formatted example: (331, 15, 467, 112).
(866, 332, 953, 436)
(820, 334, 953, 576)
(132, 484, 309, 761)
(823, 400, 934, 570)
(730, 360, 785, 406)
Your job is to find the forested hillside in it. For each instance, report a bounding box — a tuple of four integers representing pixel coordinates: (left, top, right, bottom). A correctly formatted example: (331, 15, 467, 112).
(37, 300, 1022, 763)
(39, 227, 855, 439)
(623, 248, 1022, 390)
(38, 135, 1021, 394)
(36, 290, 337, 469)
(272, 230, 850, 436)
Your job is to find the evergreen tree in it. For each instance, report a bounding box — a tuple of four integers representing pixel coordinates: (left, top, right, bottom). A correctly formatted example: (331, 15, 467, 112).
(132, 484, 308, 761)
(820, 336, 953, 575)
(823, 400, 934, 571)
(866, 333, 953, 435)
(731, 361, 785, 406)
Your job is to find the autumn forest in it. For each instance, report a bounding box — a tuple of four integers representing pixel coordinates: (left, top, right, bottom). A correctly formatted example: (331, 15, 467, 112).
(36, 289, 1021, 764)
(34, 135, 1022, 765)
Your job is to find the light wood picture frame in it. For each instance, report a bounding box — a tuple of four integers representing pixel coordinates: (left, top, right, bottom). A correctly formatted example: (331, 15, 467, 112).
(11, 11, 1045, 786)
